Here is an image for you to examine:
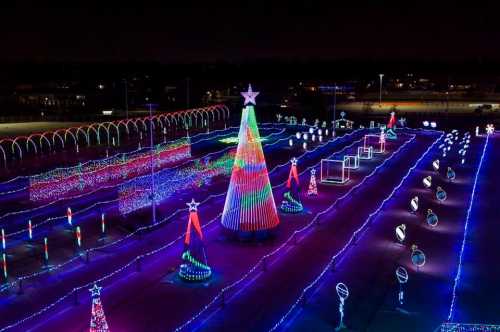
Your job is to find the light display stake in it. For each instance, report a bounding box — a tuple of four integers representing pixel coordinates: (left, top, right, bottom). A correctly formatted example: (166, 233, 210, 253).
(411, 245, 426, 269)
(335, 282, 349, 331)
(432, 159, 440, 172)
(67, 207, 72, 226)
(43, 237, 49, 266)
(221, 85, 280, 232)
(303, 142, 307, 150)
(2, 253, 6, 282)
(1, 229, 5, 252)
(307, 168, 318, 196)
(395, 266, 408, 305)
(447, 167, 456, 181)
(395, 224, 406, 243)
(101, 213, 106, 236)
(28, 220, 33, 241)
(426, 209, 439, 227)
(76, 226, 82, 249)
(436, 186, 447, 202)
(89, 284, 110, 332)
(289, 139, 293, 147)
(410, 196, 419, 213)
(422, 176, 432, 189)
(295, 132, 301, 139)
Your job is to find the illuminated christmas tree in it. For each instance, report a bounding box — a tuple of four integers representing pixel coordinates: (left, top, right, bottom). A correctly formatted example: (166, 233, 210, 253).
(89, 284, 110, 332)
(386, 112, 397, 140)
(179, 199, 212, 281)
(221, 85, 280, 232)
(307, 168, 318, 196)
(281, 157, 304, 213)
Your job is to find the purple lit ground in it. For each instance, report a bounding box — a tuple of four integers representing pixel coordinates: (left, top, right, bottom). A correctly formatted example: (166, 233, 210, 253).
(0, 125, 496, 332)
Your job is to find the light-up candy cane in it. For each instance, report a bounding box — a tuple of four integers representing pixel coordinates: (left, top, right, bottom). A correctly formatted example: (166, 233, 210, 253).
(2, 253, 7, 282)
(43, 237, 49, 267)
(395, 266, 408, 306)
(28, 220, 33, 241)
(67, 207, 72, 226)
(335, 282, 349, 331)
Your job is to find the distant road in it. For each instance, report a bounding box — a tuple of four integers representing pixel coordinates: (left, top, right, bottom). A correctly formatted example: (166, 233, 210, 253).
(0, 121, 87, 138)
(338, 100, 500, 114)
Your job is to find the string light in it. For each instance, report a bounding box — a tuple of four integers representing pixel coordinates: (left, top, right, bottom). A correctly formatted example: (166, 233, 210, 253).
(0, 126, 374, 330)
(176, 131, 436, 331)
(447, 134, 489, 322)
(266, 131, 444, 331)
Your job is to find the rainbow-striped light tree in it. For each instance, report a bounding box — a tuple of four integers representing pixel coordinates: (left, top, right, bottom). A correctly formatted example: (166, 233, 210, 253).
(179, 199, 212, 281)
(280, 157, 304, 213)
(89, 284, 110, 332)
(221, 85, 280, 232)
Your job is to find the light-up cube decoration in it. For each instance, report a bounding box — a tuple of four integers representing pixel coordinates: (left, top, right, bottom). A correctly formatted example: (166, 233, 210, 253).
(320, 158, 350, 184)
(364, 134, 385, 154)
(344, 155, 359, 170)
(357, 146, 373, 160)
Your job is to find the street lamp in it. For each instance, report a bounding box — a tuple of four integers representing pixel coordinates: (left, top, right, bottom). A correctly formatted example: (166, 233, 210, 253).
(379, 74, 384, 107)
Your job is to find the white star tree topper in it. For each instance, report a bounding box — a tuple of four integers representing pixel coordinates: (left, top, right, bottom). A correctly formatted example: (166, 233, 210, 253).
(241, 84, 259, 106)
(291, 157, 298, 166)
(89, 283, 102, 298)
(187, 198, 200, 212)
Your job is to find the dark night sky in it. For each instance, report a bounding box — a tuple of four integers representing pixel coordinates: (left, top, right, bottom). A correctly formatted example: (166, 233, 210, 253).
(0, 3, 498, 63)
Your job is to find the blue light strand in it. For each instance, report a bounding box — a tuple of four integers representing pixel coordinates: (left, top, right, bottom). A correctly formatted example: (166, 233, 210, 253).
(266, 131, 444, 332)
(174, 133, 423, 332)
(0, 128, 368, 329)
(446, 134, 489, 322)
(0, 128, 361, 296)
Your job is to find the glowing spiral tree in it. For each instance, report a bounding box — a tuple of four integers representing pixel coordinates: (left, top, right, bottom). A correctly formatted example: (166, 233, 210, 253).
(179, 199, 212, 281)
(281, 157, 304, 213)
(89, 284, 110, 332)
(221, 85, 279, 233)
(386, 111, 397, 140)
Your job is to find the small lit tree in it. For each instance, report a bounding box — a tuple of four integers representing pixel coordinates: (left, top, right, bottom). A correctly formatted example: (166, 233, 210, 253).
(307, 168, 318, 196)
(89, 284, 110, 332)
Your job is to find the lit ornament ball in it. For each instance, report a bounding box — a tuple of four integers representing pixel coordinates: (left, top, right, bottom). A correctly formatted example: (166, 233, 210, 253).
(396, 266, 409, 284)
(336, 282, 349, 300)
(410, 196, 419, 213)
(312, 134, 316, 142)
(303, 142, 307, 150)
(436, 186, 447, 202)
(325, 129, 329, 136)
(411, 245, 426, 267)
(426, 209, 439, 227)
(422, 176, 432, 189)
(319, 135, 323, 142)
(289, 139, 293, 147)
(395, 224, 406, 242)
(447, 167, 456, 181)
(303, 133, 308, 141)
(317, 129, 322, 136)
(296, 132, 301, 139)
(309, 127, 314, 134)
(432, 159, 440, 171)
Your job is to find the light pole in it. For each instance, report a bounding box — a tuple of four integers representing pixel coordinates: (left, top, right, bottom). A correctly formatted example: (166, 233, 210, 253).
(333, 84, 337, 131)
(146, 98, 156, 225)
(379, 73, 384, 107)
(123, 79, 129, 120)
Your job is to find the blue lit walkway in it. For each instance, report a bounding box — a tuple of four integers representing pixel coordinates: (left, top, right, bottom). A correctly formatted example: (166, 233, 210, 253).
(450, 133, 500, 324)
